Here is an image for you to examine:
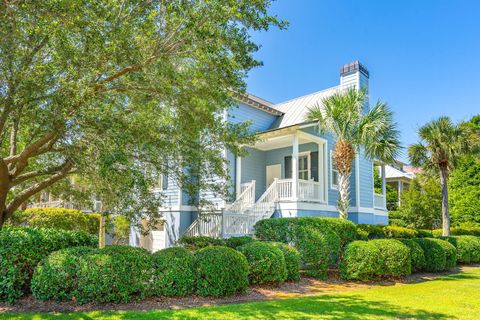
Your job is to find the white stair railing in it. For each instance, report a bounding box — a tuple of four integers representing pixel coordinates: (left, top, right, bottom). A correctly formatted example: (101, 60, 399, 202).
(182, 211, 223, 238)
(224, 181, 255, 214)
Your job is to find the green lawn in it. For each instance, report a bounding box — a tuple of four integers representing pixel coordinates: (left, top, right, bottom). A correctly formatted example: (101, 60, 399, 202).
(3, 268, 480, 320)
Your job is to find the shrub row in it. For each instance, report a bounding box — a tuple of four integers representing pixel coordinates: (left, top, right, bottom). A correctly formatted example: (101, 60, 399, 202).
(340, 237, 460, 281)
(177, 235, 254, 250)
(0, 227, 98, 303)
(10, 209, 100, 235)
(432, 226, 480, 237)
(357, 224, 433, 240)
(32, 241, 301, 303)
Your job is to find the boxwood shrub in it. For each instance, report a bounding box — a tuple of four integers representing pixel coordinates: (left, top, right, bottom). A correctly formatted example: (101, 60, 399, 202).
(0, 227, 97, 303)
(238, 242, 287, 285)
(340, 239, 411, 281)
(151, 247, 195, 296)
(76, 246, 152, 304)
(414, 238, 456, 272)
(356, 224, 385, 240)
(271, 242, 301, 281)
(178, 236, 224, 250)
(398, 239, 426, 272)
(31, 246, 95, 301)
(340, 241, 382, 281)
(446, 236, 480, 263)
(224, 236, 254, 249)
(194, 246, 249, 297)
(10, 208, 100, 235)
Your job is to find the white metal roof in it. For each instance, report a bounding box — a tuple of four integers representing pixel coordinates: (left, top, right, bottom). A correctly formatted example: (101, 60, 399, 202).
(270, 86, 339, 128)
(385, 165, 416, 180)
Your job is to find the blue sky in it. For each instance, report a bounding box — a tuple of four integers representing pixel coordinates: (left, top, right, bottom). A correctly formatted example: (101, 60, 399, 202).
(246, 0, 480, 162)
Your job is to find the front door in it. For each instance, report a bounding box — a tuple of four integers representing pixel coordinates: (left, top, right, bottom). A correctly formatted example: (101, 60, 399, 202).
(266, 164, 282, 187)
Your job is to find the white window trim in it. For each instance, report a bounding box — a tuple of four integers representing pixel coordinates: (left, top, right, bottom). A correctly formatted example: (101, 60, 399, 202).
(330, 150, 339, 190)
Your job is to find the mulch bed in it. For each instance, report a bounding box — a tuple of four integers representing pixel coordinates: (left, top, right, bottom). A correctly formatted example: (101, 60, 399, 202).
(1, 265, 477, 314)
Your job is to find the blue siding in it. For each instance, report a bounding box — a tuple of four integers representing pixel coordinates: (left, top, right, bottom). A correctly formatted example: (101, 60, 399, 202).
(228, 103, 277, 133)
(164, 211, 195, 247)
(161, 175, 180, 207)
(359, 148, 374, 208)
(241, 147, 266, 200)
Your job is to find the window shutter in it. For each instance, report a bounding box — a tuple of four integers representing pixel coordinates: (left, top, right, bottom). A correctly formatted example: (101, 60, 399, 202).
(162, 173, 168, 190)
(311, 151, 319, 182)
(284, 156, 292, 179)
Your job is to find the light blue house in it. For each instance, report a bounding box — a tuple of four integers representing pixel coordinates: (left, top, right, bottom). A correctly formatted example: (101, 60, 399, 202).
(130, 61, 388, 251)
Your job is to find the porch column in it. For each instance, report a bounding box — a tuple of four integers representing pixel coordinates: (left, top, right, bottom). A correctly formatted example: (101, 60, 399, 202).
(292, 133, 299, 200)
(381, 165, 386, 208)
(398, 180, 403, 206)
(236, 156, 242, 199)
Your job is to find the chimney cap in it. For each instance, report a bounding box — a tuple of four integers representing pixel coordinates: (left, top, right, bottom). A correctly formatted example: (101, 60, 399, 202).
(340, 60, 369, 78)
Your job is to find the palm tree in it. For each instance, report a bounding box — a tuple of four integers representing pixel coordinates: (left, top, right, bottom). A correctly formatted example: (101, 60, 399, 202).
(408, 117, 472, 236)
(307, 88, 400, 219)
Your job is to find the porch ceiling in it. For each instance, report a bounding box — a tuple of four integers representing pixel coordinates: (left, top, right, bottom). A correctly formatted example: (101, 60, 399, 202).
(253, 134, 313, 151)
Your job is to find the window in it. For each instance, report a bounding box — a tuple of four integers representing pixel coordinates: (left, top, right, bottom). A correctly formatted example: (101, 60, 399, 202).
(298, 155, 309, 180)
(330, 151, 339, 189)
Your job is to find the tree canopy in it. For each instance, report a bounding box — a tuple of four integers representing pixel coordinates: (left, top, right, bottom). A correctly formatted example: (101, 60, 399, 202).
(0, 0, 285, 226)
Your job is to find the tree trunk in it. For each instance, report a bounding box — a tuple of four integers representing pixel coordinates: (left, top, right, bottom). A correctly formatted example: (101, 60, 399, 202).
(337, 172, 351, 219)
(439, 166, 450, 237)
(333, 140, 356, 220)
(0, 159, 10, 229)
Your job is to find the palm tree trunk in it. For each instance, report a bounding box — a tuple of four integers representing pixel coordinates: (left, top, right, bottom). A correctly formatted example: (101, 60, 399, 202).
(337, 172, 351, 219)
(439, 166, 450, 237)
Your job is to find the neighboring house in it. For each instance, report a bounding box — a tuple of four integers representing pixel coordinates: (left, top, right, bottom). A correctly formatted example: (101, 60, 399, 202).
(385, 160, 418, 206)
(130, 61, 391, 251)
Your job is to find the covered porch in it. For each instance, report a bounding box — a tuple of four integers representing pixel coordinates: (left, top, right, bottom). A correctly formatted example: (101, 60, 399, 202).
(235, 127, 328, 205)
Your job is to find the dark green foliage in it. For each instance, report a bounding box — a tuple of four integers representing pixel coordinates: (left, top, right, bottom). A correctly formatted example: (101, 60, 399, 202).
(76, 246, 152, 304)
(414, 238, 456, 272)
(383, 225, 418, 239)
(238, 242, 287, 285)
(253, 217, 352, 277)
(356, 224, 385, 239)
(10, 209, 100, 235)
(398, 239, 426, 272)
(446, 236, 480, 264)
(0, 227, 97, 303)
(271, 242, 301, 281)
(417, 229, 434, 238)
(371, 239, 411, 277)
(450, 155, 480, 226)
(340, 241, 382, 281)
(224, 236, 254, 249)
(151, 247, 195, 297)
(31, 247, 95, 301)
(291, 225, 340, 279)
(194, 246, 249, 297)
(178, 236, 224, 250)
(340, 239, 411, 281)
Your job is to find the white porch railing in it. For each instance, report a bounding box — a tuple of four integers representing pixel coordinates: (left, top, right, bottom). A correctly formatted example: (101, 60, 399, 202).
(374, 193, 386, 209)
(183, 211, 223, 238)
(224, 181, 255, 214)
(298, 180, 324, 202)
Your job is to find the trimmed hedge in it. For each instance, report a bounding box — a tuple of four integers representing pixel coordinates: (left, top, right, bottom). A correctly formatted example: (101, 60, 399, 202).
(272, 242, 301, 281)
(446, 236, 480, 263)
(76, 246, 152, 304)
(151, 247, 195, 297)
(0, 227, 97, 303)
(253, 217, 352, 277)
(433, 226, 480, 237)
(224, 236, 254, 249)
(31, 247, 95, 301)
(10, 209, 100, 235)
(414, 238, 456, 272)
(356, 224, 385, 240)
(398, 239, 426, 272)
(238, 242, 287, 285)
(194, 246, 249, 297)
(383, 226, 418, 239)
(178, 236, 224, 250)
(340, 239, 411, 281)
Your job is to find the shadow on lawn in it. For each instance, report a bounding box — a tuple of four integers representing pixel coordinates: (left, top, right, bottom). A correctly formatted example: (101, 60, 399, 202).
(10, 294, 452, 320)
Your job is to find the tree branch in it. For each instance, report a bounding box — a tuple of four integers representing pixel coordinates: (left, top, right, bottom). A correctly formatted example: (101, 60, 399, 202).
(5, 160, 74, 216)
(10, 162, 71, 186)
